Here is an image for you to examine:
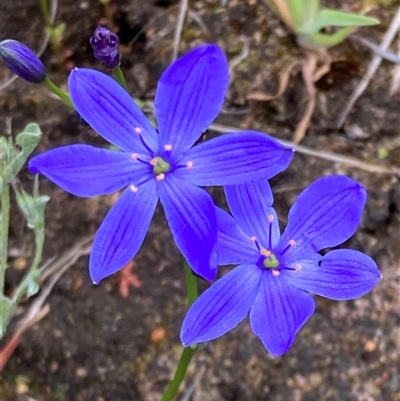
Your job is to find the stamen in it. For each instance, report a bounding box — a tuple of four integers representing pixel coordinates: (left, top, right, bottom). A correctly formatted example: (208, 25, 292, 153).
(164, 144, 172, 151)
(131, 153, 150, 164)
(280, 239, 297, 256)
(134, 176, 154, 188)
(250, 236, 261, 251)
(150, 158, 158, 166)
(174, 161, 194, 171)
(156, 173, 165, 181)
(136, 129, 154, 155)
(279, 266, 296, 272)
(295, 264, 302, 272)
(272, 270, 280, 276)
(129, 184, 138, 192)
(268, 214, 274, 250)
(261, 249, 271, 257)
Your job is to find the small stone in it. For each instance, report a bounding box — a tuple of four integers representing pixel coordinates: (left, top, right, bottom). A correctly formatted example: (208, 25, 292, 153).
(364, 339, 377, 352)
(13, 257, 27, 270)
(76, 367, 88, 378)
(151, 326, 167, 344)
(16, 382, 29, 394)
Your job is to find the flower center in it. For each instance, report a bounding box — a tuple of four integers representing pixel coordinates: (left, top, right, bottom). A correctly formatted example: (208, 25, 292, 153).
(263, 253, 279, 269)
(151, 157, 171, 175)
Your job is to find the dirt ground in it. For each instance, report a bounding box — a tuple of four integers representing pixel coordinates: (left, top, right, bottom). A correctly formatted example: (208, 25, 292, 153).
(1, 1, 399, 401)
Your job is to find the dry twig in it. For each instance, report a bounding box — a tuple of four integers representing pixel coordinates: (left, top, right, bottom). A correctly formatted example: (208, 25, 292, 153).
(172, 0, 189, 62)
(0, 234, 93, 372)
(210, 123, 400, 177)
(336, 6, 400, 128)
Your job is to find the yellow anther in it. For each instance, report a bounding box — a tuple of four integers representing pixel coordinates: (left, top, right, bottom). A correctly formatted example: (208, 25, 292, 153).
(261, 249, 271, 257)
(289, 239, 296, 246)
(150, 158, 158, 166)
(164, 144, 173, 151)
(129, 185, 138, 192)
(272, 270, 280, 276)
(268, 214, 274, 222)
(134, 127, 143, 134)
(250, 236, 257, 242)
(295, 264, 302, 272)
(187, 161, 193, 169)
(156, 173, 165, 181)
(132, 153, 138, 160)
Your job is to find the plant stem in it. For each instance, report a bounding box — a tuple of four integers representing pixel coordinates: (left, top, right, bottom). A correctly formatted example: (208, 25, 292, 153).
(102, 0, 115, 31)
(159, 261, 199, 401)
(43, 77, 73, 107)
(0, 182, 10, 294)
(184, 260, 198, 306)
(39, 0, 51, 26)
(12, 226, 44, 303)
(159, 346, 197, 401)
(113, 66, 128, 91)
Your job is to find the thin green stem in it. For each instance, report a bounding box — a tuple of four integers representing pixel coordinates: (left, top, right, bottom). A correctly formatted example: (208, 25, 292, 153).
(0, 182, 10, 294)
(102, 0, 115, 31)
(43, 77, 73, 107)
(12, 227, 44, 303)
(184, 260, 198, 306)
(159, 346, 197, 401)
(159, 260, 199, 401)
(113, 66, 128, 91)
(39, 0, 51, 26)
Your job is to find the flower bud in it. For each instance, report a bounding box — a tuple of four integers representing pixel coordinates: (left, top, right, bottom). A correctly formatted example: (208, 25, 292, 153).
(90, 27, 121, 69)
(0, 39, 46, 83)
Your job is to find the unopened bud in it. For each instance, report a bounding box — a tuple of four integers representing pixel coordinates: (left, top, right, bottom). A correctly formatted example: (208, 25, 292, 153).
(90, 27, 121, 69)
(0, 39, 46, 83)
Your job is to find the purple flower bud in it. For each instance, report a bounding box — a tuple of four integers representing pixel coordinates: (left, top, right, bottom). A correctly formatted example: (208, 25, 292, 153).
(90, 27, 121, 69)
(0, 39, 46, 83)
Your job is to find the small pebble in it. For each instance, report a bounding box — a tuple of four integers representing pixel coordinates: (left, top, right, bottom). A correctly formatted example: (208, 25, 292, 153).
(76, 367, 88, 378)
(364, 340, 377, 352)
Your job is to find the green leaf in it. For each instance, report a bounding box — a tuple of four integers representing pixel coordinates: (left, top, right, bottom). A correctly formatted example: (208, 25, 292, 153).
(303, 9, 379, 33)
(0, 136, 17, 180)
(52, 22, 67, 41)
(297, 26, 354, 49)
(16, 123, 42, 151)
(13, 269, 41, 302)
(288, 0, 319, 30)
(14, 183, 49, 230)
(6, 123, 42, 183)
(0, 295, 15, 339)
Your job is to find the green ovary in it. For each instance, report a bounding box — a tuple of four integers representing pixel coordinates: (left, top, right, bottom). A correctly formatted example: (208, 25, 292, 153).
(263, 253, 279, 269)
(153, 157, 171, 175)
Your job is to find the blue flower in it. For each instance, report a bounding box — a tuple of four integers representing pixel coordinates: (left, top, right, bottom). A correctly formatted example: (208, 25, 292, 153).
(0, 39, 46, 83)
(180, 175, 381, 356)
(90, 27, 120, 69)
(28, 44, 293, 284)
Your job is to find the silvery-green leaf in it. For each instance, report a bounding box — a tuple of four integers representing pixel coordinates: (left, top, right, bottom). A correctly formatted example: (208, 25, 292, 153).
(288, 0, 319, 31)
(6, 123, 42, 182)
(14, 184, 49, 230)
(13, 269, 41, 302)
(16, 123, 42, 151)
(0, 295, 15, 339)
(302, 9, 379, 34)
